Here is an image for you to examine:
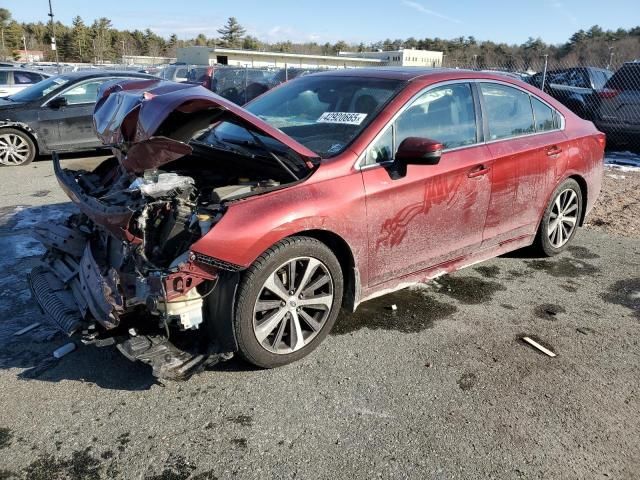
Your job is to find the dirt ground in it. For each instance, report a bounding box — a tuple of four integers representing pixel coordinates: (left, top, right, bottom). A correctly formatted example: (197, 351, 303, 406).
(585, 166, 640, 238)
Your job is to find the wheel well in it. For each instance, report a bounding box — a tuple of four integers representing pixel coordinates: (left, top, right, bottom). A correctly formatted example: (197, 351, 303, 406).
(290, 230, 358, 312)
(0, 125, 39, 156)
(568, 174, 588, 226)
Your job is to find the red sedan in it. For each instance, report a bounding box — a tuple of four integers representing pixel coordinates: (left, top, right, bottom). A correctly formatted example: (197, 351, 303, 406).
(31, 68, 604, 378)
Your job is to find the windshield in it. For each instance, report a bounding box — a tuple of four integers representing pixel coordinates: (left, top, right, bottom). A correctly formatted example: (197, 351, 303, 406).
(211, 75, 404, 158)
(8, 75, 70, 102)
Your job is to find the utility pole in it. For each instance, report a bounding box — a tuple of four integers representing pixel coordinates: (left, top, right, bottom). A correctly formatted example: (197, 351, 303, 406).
(47, 0, 60, 72)
(22, 35, 28, 62)
(607, 46, 615, 70)
(541, 54, 549, 93)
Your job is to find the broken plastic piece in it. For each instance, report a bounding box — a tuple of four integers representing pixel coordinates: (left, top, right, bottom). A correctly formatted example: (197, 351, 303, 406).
(522, 337, 556, 357)
(13, 322, 41, 336)
(53, 342, 76, 359)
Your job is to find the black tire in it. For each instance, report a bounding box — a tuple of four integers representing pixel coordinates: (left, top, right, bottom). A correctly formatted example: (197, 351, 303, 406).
(532, 178, 583, 256)
(0, 128, 36, 166)
(234, 236, 343, 368)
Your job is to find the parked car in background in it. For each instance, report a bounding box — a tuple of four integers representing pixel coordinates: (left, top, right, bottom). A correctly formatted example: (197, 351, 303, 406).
(594, 62, 640, 147)
(211, 67, 272, 104)
(529, 67, 612, 120)
(30, 69, 604, 378)
(0, 68, 51, 97)
(0, 70, 155, 166)
(158, 63, 191, 82)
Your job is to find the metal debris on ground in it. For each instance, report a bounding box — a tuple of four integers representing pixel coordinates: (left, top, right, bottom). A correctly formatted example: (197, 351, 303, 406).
(53, 342, 76, 359)
(522, 336, 557, 357)
(13, 322, 41, 336)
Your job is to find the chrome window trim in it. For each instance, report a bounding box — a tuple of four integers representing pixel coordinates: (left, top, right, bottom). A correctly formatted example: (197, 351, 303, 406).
(355, 78, 565, 171)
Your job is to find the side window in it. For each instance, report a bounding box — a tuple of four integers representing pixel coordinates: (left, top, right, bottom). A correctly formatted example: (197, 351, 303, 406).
(531, 97, 558, 132)
(60, 80, 107, 105)
(395, 83, 476, 150)
(0, 71, 8, 84)
(14, 71, 42, 84)
(366, 127, 393, 165)
(480, 83, 535, 140)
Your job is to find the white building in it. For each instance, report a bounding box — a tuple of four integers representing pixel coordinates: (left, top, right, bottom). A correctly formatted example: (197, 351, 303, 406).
(177, 46, 383, 69)
(339, 49, 443, 67)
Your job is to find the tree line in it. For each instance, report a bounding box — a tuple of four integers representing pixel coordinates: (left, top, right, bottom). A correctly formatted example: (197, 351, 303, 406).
(1, 10, 638, 69)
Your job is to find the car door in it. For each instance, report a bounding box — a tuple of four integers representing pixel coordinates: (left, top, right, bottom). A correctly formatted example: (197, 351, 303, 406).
(37, 78, 113, 151)
(0, 70, 10, 96)
(479, 82, 568, 247)
(361, 82, 492, 286)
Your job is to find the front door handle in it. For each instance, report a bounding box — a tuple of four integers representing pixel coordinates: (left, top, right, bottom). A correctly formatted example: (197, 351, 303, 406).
(468, 164, 490, 178)
(546, 145, 563, 157)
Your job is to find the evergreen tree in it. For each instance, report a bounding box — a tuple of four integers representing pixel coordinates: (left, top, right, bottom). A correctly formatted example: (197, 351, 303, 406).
(216, 17, 246, 48)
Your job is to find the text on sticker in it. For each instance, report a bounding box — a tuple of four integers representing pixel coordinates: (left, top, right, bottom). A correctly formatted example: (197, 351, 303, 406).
(317, 112, 367, 125)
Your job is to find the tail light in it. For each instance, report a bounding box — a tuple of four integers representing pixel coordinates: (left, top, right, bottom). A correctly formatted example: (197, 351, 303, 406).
(598, 88, 619, 99)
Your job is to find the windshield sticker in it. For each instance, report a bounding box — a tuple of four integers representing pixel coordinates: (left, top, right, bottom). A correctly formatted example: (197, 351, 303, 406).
(317, 112, 367, 125)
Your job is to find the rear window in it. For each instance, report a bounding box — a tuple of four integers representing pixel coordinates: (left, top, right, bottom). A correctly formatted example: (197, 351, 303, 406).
(606, 65, 640, 91)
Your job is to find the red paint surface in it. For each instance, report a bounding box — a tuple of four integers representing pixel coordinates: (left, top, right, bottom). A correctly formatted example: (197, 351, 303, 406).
(190, 70, 604, 306)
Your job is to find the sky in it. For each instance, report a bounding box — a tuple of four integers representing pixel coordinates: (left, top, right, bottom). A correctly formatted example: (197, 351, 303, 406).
(3, 0, 639, 45)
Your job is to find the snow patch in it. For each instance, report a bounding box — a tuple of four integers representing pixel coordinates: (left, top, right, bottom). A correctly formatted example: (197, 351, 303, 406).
(605, 150, 640, 171)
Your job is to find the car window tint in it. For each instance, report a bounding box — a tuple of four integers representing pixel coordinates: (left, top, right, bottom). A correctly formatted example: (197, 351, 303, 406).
(14, 71, 42, 84)
(480, 83, 535, 140)
(0, 71, 8, 84)
(61, 80, 107, 105)
(531, 97, 557, 132)
(366, 127, 393, 165)
(395, 83, 476, 150)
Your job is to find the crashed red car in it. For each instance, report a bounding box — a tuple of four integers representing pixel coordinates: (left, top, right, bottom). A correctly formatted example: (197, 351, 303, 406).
(29, 69, 604, 378)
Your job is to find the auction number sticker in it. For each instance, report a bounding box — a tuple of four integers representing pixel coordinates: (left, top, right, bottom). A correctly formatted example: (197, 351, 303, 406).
(317, 112, 367, 125)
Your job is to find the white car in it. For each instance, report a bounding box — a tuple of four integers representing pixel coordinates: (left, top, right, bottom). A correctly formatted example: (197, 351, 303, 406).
(0, 68, 51, 97)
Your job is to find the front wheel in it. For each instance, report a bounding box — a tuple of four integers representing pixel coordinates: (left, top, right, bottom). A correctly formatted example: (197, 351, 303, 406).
(0, 128, 36, 166)
(532, 178, 583, 256)
(234, 237, 343, 368)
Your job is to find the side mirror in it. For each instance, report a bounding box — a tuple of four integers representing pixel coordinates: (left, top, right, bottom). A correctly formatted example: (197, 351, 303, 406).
(395, 137, 443, 165)
(48, 96, 68, 109)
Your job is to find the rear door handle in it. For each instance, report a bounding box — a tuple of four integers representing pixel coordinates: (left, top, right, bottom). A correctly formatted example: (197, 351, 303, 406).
(468, 164, 490, 178)
(546, 145, 563, 157)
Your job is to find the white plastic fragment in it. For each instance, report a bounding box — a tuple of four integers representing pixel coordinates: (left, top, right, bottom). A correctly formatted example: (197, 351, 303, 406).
(13, 322, 41, 336)
(53, 342, 76, 359)
(522, 337, 557, 357)
(390, 304, 398, 311)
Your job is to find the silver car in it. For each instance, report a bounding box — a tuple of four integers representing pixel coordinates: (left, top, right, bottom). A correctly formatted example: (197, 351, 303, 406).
(595, 62, 640, 146)
(0, 68, 51, 97)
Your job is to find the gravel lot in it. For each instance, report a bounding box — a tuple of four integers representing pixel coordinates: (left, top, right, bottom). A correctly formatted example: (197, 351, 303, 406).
(0, 155, 638, 479)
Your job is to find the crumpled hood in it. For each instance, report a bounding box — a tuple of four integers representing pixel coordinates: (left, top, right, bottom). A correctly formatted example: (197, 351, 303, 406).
(94, 79, 320, 173)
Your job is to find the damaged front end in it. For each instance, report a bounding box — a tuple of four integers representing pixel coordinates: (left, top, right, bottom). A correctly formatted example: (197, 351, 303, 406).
(29, 80, 319, 379)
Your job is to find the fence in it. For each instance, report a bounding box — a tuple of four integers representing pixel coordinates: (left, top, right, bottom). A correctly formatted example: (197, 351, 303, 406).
(444, 54, 640, 150)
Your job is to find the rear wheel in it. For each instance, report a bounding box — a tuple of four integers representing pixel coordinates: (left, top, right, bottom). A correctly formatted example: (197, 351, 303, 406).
(532, 178, 583, 256)
(234, 237, 343, 368)
(0, 128, 36, 166)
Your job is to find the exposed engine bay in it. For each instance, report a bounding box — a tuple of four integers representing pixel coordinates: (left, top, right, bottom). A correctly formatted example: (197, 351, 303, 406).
(28, 79, 319, 379)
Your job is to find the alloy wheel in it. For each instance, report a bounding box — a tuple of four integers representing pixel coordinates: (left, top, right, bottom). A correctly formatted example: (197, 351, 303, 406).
(547, 188, 579, 248)
(0, 132, 31, 166)
(252, 256, 334, 354)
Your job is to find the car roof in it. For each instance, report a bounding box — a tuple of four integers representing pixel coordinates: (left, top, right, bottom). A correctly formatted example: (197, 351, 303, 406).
(0, 67, 52, 74)
(306, 67, 539, 84)
(58, 70, 156, 80)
